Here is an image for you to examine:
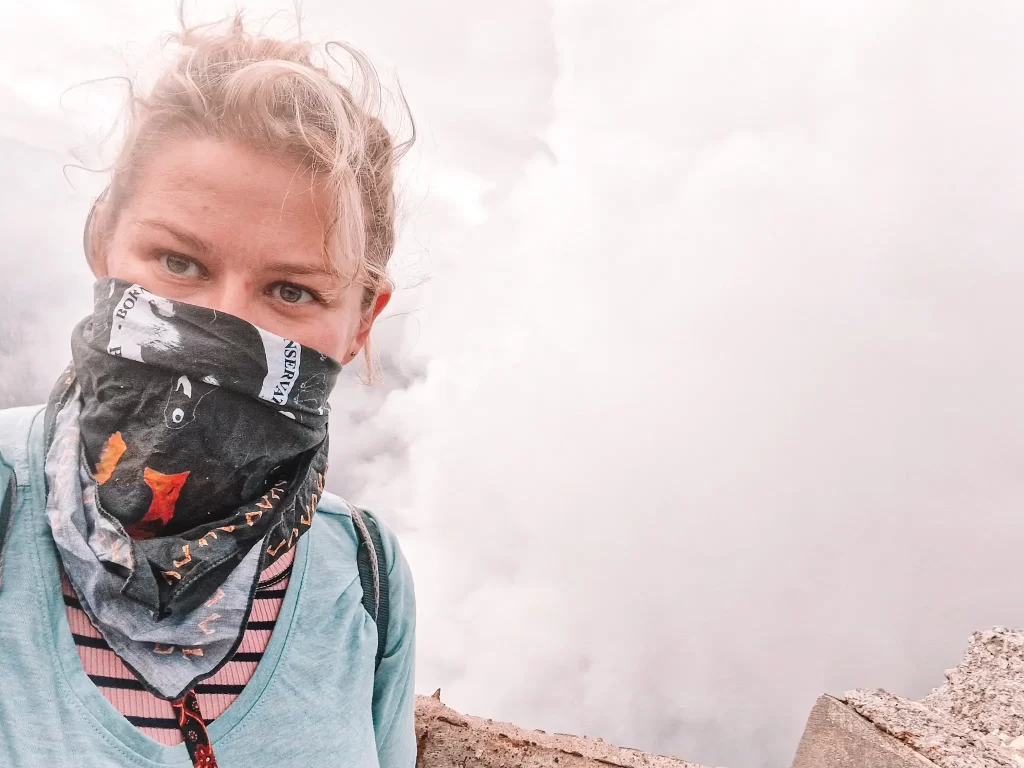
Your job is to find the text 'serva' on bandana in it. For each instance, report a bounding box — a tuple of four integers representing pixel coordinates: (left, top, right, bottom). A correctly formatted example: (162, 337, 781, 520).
(44, 277, 341, 699)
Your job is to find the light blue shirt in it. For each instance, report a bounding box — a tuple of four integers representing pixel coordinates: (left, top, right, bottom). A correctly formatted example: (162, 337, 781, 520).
(0, 405, 417, 767)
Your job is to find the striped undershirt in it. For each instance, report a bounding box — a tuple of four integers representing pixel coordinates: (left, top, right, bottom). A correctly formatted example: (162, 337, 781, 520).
(60, 547, 295, 746)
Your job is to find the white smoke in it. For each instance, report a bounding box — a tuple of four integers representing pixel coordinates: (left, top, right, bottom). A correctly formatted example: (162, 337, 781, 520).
(5, 3, 1024, 767)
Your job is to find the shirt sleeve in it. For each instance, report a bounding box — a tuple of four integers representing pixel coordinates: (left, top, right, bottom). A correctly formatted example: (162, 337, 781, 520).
(371, 520, 417, 767)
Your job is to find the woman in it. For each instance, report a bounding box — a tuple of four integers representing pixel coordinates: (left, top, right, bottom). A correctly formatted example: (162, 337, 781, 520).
(0, 13, 416, 768)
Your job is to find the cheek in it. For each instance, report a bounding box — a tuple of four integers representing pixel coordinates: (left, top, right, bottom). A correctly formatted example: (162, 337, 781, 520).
(290, 310, 358, 362)
(300, 325, 348, 362)
(97, 234, 146, 281)
(100, 221, 165, 288)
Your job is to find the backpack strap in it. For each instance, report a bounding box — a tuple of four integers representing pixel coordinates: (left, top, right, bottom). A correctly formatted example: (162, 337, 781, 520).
(0, 453, 15, 590)
(0, 405, 46, 590)
(349, 505, 390, 672)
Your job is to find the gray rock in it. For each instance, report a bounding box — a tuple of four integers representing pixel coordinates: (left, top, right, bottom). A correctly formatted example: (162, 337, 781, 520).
(414, 693, 718, 768)
(791, 694, 938, 768)
(839, 628, 1024, 768)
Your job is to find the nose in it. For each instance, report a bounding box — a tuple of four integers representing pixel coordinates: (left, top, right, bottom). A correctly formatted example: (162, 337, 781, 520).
(190, 276, 257, 326)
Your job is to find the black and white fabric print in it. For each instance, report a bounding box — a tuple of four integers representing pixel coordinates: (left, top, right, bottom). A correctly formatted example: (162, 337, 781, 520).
(43, 278, 342, 699)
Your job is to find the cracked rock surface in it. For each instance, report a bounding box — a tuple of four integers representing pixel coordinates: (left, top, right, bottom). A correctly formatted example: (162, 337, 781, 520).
(414, 692, 718, 768)
(844, 628, 1024, 768)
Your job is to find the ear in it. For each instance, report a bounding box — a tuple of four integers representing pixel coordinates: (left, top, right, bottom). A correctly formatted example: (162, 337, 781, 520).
(350, 282, 393, 356)
(84, 190, 111, 278)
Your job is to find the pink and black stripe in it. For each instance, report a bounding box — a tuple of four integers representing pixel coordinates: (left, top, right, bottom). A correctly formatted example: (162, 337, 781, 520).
(61, 547, 294, 746)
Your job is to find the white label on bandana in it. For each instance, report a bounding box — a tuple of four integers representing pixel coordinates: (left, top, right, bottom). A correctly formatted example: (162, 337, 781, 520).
(107, 284, 181, 362)
(257, 327, 301, 405)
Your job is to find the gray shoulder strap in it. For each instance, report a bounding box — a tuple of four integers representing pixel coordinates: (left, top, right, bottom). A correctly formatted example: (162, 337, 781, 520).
(0, 453, 15, 590)
(349, 505, 390, 672)
(0, 405, 46, 590)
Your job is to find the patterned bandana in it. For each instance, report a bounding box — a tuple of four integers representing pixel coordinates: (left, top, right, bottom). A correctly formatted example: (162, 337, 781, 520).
(44, 278, 340, 699)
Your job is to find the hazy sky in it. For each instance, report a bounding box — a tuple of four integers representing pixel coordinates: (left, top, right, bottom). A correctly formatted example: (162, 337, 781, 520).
(4, 3, 1024, 767)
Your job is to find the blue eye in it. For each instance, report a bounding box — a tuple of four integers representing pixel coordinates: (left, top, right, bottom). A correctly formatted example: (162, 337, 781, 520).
(160, 253, 202, 277)
(274, 283, 315, 304)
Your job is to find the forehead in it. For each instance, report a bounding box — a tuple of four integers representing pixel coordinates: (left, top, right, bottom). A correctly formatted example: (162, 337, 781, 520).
(122, 138, 350, 274)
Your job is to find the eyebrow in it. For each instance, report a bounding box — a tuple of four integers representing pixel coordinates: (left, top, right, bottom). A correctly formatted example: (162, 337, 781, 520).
(262, 261, 343, 280)
(139, 219, 342, 281)
(138, 219, 211, 256)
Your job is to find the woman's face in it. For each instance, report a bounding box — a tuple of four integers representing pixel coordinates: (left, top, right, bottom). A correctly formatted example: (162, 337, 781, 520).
(90, 138, 388, 362)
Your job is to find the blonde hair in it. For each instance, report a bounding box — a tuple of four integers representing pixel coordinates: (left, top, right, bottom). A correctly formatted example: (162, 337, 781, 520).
(86, 9, 413, 368)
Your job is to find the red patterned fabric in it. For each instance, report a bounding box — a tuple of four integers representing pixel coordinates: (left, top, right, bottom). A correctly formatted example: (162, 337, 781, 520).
(172, 691, 218, 767)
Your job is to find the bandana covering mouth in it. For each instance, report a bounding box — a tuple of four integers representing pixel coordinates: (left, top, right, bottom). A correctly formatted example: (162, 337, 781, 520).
(44, 278, 341, 699)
